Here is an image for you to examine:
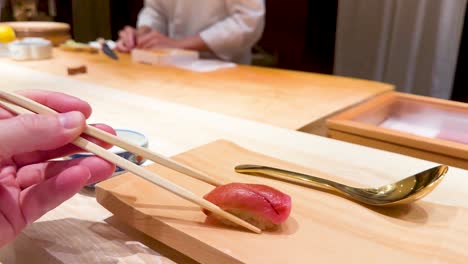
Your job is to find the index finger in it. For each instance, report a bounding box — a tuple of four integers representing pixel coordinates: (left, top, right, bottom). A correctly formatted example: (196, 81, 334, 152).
(124, 27, 136, 48)
(15, 90, 92, 118)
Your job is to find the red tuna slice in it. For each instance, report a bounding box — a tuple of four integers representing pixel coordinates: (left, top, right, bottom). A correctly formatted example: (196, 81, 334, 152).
(203, 183, 292, 230)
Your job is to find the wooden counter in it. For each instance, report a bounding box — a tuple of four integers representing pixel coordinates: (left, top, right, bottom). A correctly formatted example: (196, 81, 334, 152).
(0, 49, 392, 133)
(0, 61, 466, 263)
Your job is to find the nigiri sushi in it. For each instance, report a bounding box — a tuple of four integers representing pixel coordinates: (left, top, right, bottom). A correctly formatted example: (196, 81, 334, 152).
(203, 183, 292, 230)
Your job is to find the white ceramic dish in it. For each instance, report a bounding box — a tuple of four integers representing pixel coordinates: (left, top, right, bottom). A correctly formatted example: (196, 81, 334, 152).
(69, 129, 149, 188)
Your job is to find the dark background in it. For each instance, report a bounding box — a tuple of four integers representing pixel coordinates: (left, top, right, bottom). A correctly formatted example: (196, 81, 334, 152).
(53, 0, 338, 74)
(452, 8, 468, 103)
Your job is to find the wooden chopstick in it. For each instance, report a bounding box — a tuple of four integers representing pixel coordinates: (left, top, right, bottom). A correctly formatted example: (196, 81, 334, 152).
(0, 91, 261, 234)
(83, 125, 224, 186)
(0, 91, 223, 187)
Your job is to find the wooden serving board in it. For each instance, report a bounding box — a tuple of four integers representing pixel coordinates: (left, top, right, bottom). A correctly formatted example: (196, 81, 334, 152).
(96, 140, 468, 264)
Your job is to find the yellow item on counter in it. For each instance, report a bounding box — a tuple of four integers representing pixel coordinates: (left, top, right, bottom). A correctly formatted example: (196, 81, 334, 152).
(0, 25, 16, 43)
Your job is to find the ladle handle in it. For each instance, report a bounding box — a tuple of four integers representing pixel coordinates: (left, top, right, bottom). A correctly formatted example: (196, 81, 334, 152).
(235, 165, 342, 191)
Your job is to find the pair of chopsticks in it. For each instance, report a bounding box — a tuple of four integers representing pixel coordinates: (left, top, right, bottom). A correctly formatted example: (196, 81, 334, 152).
(0, 91, 262, 234)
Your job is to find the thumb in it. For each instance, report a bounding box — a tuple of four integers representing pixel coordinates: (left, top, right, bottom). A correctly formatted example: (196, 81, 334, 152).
(0, 111, 85, 159)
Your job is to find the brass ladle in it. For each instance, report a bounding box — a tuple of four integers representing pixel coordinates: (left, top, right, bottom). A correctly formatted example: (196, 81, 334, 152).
(235, 164, 448, 206)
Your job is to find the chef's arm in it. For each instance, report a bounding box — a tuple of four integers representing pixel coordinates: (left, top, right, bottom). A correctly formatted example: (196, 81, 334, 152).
(136, 0, 168, 34)
(196, 0, 266, 62)
(175, 35, 210, 52)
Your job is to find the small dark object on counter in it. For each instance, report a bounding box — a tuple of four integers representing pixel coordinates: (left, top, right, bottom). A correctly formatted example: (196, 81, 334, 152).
(98, 38, 118, 60)
(67, 65, 87, 75)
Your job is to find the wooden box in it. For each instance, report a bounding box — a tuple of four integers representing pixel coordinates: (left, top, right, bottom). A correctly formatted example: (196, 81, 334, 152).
(326, 92, 468, 170)
(131, 48, 199, 66)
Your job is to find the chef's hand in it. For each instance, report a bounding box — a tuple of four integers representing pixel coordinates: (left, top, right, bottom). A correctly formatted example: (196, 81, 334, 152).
(116, 26, 151, 52)
(136, 30, 179, 49)
(0, 90, 116, 247)
(137, 31, 210, 53)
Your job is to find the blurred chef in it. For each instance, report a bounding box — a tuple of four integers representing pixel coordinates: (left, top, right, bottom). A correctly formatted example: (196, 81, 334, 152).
(116, 0, 265, 64)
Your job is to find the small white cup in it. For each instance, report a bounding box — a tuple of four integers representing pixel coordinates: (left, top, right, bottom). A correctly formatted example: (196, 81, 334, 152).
(8, 37, 52, 60)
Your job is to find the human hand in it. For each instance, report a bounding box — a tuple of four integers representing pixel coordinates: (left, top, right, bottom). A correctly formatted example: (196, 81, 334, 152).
(136, 30, 179, 49)
(0, 90, 116, 247)
(116, 26, 151, 52)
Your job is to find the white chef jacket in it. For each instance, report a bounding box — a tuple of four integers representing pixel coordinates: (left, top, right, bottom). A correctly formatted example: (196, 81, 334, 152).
(137, 0, 265, 64)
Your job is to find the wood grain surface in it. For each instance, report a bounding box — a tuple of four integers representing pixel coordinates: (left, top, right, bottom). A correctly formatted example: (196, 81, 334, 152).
(0, 49, 393, 131)
(0, 62, 466, 264)
(97, 140, 468, 264)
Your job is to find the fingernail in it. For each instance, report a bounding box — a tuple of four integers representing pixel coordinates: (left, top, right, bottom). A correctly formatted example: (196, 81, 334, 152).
(59, 111, 83, 129)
